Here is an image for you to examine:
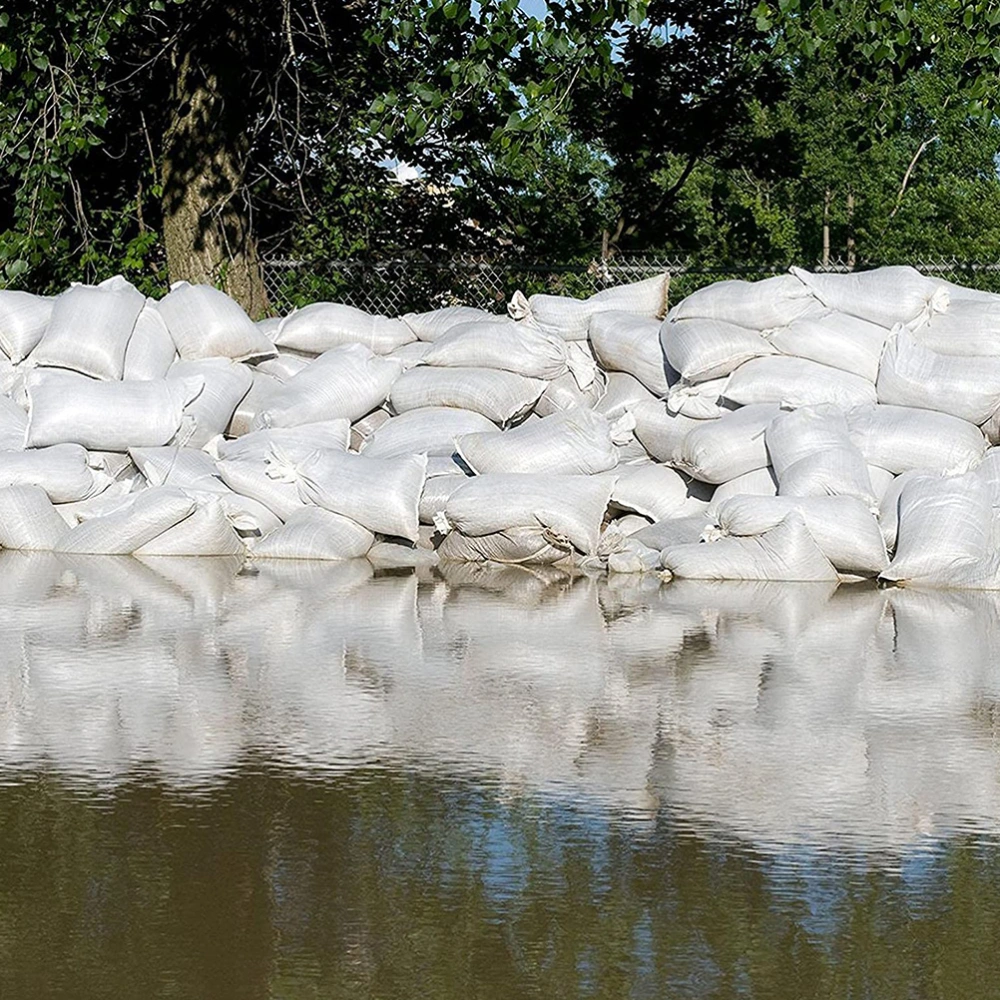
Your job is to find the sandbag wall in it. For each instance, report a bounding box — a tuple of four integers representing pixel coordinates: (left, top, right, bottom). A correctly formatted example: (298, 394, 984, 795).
(1, 266, 1000, 588)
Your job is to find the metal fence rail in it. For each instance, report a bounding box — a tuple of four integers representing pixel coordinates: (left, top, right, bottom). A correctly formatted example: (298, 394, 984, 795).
(261, 254, 1000, 316)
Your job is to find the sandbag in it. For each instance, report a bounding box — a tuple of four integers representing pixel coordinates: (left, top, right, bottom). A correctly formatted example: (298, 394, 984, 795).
(402, 306, 508, 343)
(274, 303, 415, 355)
(134, 500, 245, 557)
(26, 371, 204, 451)
(157, 282, 276, 362)
(388, 366, 545, 425)
(388, 341, 433, 369)
(632, 514, 714, 551)
(169, 358, 253, 447)
(250, 507, 374, 561)
(31, 275, 144, 380)
(594, 371, 658, 417)
(419, 471, 468, 525)
(588, 311, 674, 395)
(0, 485, 69, 551)
(712, 494, 887, 576)
(211, 420, 351, 463)
(606, 538, 663, 574)
(604, 462, 690, 520)
(216, 458, 306, 521)
(123, 301, 178, 380)
(706, 467, 779, 513)
(456, 407, 623, 476)
(764, 310, 889, 381)
(254, 343, 402, 428)
(877, 468, 928, 552)
(363, 407, 495, 459)
(790, 265, 949, 328)
(55, 487, 196, 555)
(876, 326, 1000, 425)
(0, 394, 27, 451)
(267, 448, 426, 541)
(662, 318, 777, 382)
(349, 408, 392, 452)
(437, 526, 573, 565)
(508, 273, 668, 340)
(661, 512, 838, 582)
(0, 291, 52, 362)
(665, 378, 729, 419)
(130, 446, 225, 493)
(0, 444, 108, 503)
(629, 399, 705, 464)
(667, 274, 817, 329)
(724, 356, 877, 409)
(366, 540, 439, 570)
(674, 404, 779, 484)
(256, 316, 281, 340)
(53, 480, 135, 527)
(420, 320, 593, 384)
(881, 472, 997, 587)
(438, 473, 614, 555)
(225, 368, 281, 438)
(846, 403, 987, 475)
(765, 405, 876, 504)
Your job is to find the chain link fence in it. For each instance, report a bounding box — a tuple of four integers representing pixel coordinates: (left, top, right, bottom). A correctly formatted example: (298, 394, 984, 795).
(261, 254, 1000, 316)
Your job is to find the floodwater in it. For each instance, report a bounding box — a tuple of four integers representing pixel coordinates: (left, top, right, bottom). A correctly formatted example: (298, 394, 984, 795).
(2, 555, 1000, 998)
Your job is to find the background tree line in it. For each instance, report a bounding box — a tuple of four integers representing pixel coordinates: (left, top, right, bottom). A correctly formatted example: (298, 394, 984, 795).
(1, 0, 998, 313)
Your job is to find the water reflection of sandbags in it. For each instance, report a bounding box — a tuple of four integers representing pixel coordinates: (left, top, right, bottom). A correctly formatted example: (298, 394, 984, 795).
(0, 553, 999, 850)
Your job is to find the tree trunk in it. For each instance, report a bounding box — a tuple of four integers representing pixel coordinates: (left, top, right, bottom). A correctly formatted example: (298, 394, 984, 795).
(161, 21, 268, 317)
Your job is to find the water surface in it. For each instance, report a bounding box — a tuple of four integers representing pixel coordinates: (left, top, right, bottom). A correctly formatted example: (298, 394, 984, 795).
(1, 554, 1000, 998)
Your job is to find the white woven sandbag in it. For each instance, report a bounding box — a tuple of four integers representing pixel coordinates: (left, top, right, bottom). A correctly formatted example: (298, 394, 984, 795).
(846, 403, 987, 475)
(632, 514, 715, 552)
(876, 326, 1000, 426)
(157, 281, 276, 362)
(588, 311, 674, 395)
(256, 316, 281, 340)
(130, 446, 225, 493)
(249, 507, 374, 561)
(133, 499, 244, 557)
(978, 448, 1000, 506)
(362, 407, 495, 459)
(349, 408, 392, 451)
(594, 371, 657, 417)
(25, 371, 204, 451)
(764, 310, 889, 381)
(226, 369, 280, 438)
(456, 407, 624, 476)
(437, 473, 614, 555)
(661, 512, 838, 582)
(666, 378, 729, 419)
(168, 359, 252, 447)
(123, 300, 178, 380)
(0, 444, 108, 502)
(0, 485, 69, 550)
(388, 366, 545, 426)
(628, 399, 705, 464)
(266, 448, 426, 541)
(911, 296, 1000, 356)
(274, 302, 415, 355)
(216, 458, 306, 521)
(766, 405, 876, 504)
(877, 468, 927, 552)
(533, 367, 606, 416)
(674, 404, 780, 484)
(254, 353, 311, 381)
(0, 291, 53, 362)
(790, 265, 949, 328)
(603, 463, 689, 520)
(662, 317, 778, 383)
(388, 341, 433, 369)
(52, 480, 135, 527)
(420, 319, 593, 384)
(254, 343, 402, 428)
(712, 494, 887, 576)
(0, 395, 27, 451)
(211, 420, 351, 463)
(667, 274, 817, 329)
(419, 472, 468, 525)
(705, 467, 779, 513)
(881, 472, 995, 587)
(88, 450, 136, 481)
(606, 537, 663, 574)
(55, 486, 196, 555)
(182, 486, 282, 536)
(402, 306, 508, 343)
(868, 465, 895, 503)
(508, 273, 668, 340)
(725, 356, 877, 409)
(437, 526, 573, 565)
(30, 275, 144, 380)
(366, 540, 439, 570)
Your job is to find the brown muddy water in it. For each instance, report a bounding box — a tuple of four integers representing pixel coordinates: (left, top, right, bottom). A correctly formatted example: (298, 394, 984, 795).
(1, 553, 999, 998)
